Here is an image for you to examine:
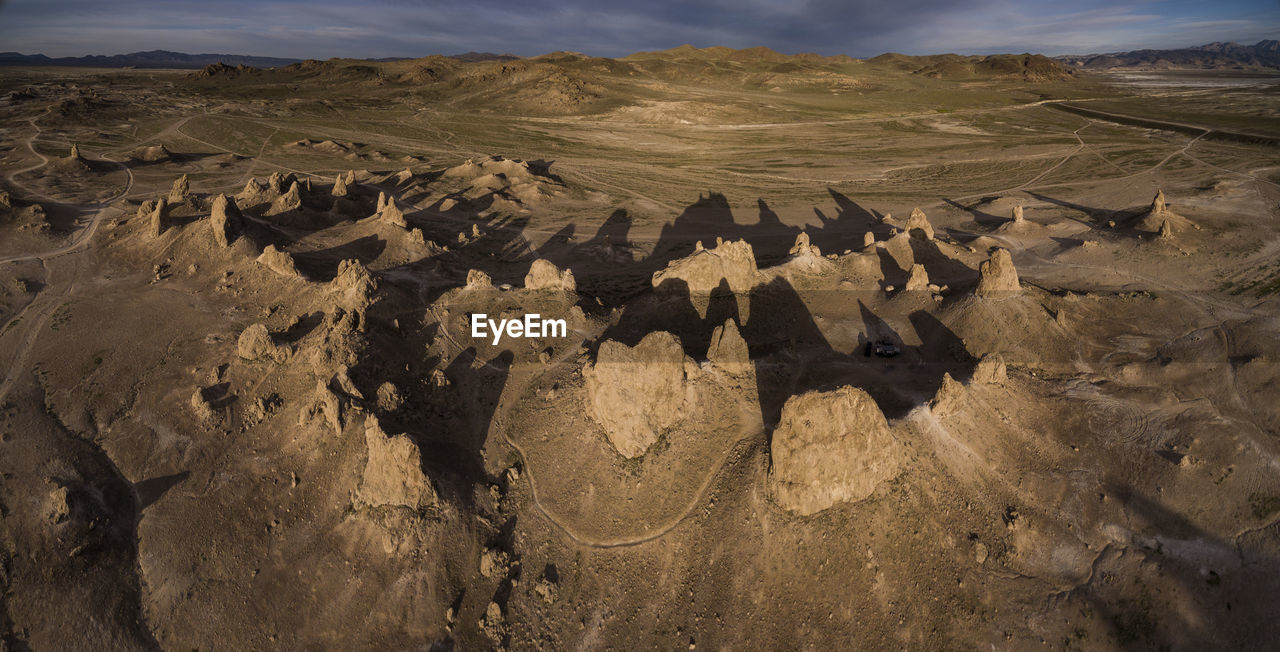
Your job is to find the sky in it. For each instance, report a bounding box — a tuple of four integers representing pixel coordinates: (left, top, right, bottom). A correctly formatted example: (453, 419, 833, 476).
(0, 0, 1277, 60)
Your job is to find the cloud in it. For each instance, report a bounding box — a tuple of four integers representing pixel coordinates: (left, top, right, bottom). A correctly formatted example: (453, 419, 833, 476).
(0, 0, 1276, 58)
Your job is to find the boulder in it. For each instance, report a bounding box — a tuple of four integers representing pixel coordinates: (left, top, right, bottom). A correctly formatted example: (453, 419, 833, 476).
(329, 259, 377, 311)
(974, 248, 1019, 298)
(332, 173, 349, 197)
(584, 331, 693, 458)
(356, 416, 436, 510)
(770, 386, 899, 515)
(788, 232, 821, 258)
(863, 231, 875, 248)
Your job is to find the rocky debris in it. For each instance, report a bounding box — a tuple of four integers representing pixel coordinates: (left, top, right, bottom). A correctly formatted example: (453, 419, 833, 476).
(44, 483, 71, 524)
(863, 231, 875, 248)
(651, 238, 757, 295)
(973, 353, 1007, 384)
(190, 388, 216, 422)
(974, 248, 1020, 298)
(168, 174, 190, 204)
(770, 386, 899, 515)
(236, 323, 290, 363)
(906, 207, 934, 239)
(332, 173, 349, 197)
(1151, 189, 1167, 214)
(265, 181, 302, 216)
(257, 244, 304, 280)
(524, 258, 576, 292)
(356, 416, 436, 510)
(479, 547, 511, 578)
(209, 194, 244, 247)
(376, 381, 404, 412)
(329, 259, 377, 312)
(904, 264, 929, 292)
(299, 379, 344, 436)
(479, 601, 505, 644)
(707, 318, 751, 375)
(584, 331, 694, 458)
(789, 232, 821, 258)
(332, 364, 364, 399)
(149, 197, 168, 237)
(465, 268, 494, 291)
(534, 575, 558, 604)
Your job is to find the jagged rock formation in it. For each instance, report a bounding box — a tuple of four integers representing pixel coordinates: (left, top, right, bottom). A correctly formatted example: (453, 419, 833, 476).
(149, 197, 168, 237)
(524, 259, 576, 292)
(1012, 204, 1025, 223)
(256, 244, 303, 279)
(209, 194, 244, 247)
(329, 259, 377, 312)
(168, 174, 190, 204)
(651, 238, 757, 295)
(265, 181, 302, 216)
(1159, 219, 1173, 238)
(904, 264, 929, 292)
(906, 207, 934, 239)
(770, 386, 900, 515)
(464, 268, 494, 291)
(1151, 190, 1167, 214)
(706, 318, 751, 375)
(236, 323, 290, 363)
(975, 248, 1020, 298)
(69, 143, 82, 160)
(584, 331, 694, 458)
(378, 195, 408, 228)
(789, 232, 821, 257)
(356, 416, 436, 510)
(863, 231, 875, 248)
(332, 174, 349, 197)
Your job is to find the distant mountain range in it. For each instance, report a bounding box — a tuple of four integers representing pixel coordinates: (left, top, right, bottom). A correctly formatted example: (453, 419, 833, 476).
(0, 49, 519, 69)
(1056, 40, 1280, 71)
(3, 42, 1278, 72)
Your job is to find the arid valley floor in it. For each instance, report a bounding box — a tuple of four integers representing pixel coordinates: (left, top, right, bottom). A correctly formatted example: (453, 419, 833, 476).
(2, 50, 1280, 649)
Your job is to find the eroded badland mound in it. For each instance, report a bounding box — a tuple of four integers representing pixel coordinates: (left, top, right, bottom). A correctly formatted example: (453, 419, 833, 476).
(2, 47, 1280, 651)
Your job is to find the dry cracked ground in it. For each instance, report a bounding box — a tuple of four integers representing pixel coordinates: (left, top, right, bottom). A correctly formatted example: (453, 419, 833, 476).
(1, 51, 1280, 649)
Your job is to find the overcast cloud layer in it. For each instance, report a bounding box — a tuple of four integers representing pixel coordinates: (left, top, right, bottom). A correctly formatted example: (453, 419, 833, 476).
(0, 0, 1276, 59)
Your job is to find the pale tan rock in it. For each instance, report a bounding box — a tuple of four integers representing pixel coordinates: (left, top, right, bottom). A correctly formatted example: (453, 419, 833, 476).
(332, 174, 349, 197)
(379, 196, 408, 228)
(257, 244, 303, 279)
(329, 259, 377, 311)
(298, 379, 343, 436)
(788, 232, 821, 258)
(1151, 189, 1167, 214)
(191, 389, 216, 422)
(863, 231, 875, 248)
(904, 264, 929, 292)
(1159, 219, 1173, 239)
(770, 386, 899, 515)
(266, 181, 302, 215)
(209, 194, 243, 248)
(237, 323, 289, 363)
(524, 259, 576, 292)
(1012, 204, 1025, 223)
(356, 416, 436, 510)
(168, 174, 190, 204)
(69, 143, 82, 160)
(906, 207, 934, 239)
(584, 331, 693, 458)
(465, 268, 493, 290)
(973, 353, 1007, 384)
(707, 318, 751, 375)
(149, 197, 168, 237)
(975, 248, 1020, 298)
(651, 238, 757, 295)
